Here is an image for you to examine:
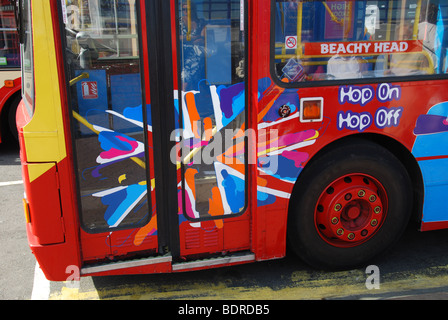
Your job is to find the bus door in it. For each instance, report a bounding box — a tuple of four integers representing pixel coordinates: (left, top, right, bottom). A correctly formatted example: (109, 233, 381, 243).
(60, 0, 251, 272)
(174, 0, 251, 265)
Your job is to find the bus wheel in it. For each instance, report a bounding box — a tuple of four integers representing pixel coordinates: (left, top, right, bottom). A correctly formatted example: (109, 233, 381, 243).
(288, 139, 412, 270)
(7, 95, 20, 142)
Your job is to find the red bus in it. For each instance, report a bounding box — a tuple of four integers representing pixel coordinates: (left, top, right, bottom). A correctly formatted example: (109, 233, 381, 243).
(0, 0, 20, 143)
(16, 0, 448, 281)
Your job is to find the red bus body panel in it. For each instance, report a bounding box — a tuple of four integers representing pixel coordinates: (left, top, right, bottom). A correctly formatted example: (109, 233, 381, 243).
(0, 77, 21, 143)
(17, 0, 448, 280)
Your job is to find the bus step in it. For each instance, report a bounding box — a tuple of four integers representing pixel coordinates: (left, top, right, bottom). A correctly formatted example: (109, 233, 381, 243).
(80, 254, 172, 276)
(172, 252, 255, 272)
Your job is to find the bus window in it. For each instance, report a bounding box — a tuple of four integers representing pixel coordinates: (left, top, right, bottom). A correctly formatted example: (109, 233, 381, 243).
(273, 0, 448, 83)
(178, 0, 247, 220)
(0, 1, 20, 69)
(61, 0, 149, 233)
(20, 0, 33, 116)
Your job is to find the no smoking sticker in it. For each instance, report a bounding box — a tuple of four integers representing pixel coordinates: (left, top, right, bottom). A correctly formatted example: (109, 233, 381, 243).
(285, 36, 297, 49)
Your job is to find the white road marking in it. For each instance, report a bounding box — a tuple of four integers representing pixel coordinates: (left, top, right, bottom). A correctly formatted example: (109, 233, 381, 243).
(0, 180, 23, 187)
(31, 262, 50, 300)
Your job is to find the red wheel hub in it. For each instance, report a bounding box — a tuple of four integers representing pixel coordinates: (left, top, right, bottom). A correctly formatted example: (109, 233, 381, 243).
(315, 174, 388, 248)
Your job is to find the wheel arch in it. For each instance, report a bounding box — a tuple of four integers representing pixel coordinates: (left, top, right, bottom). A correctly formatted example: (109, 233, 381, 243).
(288, 133, 424, 228)
(0, 88, 21, 142)
(0, 90, 21, 142)
(285, 133, 422, 269)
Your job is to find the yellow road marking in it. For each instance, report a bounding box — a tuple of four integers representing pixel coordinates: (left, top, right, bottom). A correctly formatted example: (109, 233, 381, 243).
(50, 265, 448, 300)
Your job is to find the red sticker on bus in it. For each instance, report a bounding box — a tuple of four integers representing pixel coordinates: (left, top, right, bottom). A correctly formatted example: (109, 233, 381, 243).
(304, 40, 422, 56)
(81, 81, 98, 100)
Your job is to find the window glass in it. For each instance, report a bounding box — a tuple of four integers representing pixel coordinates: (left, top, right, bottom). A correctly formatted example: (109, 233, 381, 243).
(273, 0, 448, 83)
(0, 2, 20, 69)
(63, 0, 139, 60)
(178, 0, 247, 221)
(21, 0, 33, 116)
(61, 0, 150, 233)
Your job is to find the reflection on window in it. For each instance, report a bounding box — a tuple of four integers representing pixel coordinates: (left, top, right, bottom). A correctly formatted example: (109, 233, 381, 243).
(63, 0, 139, 59)
(21, 0, 34, 116)
(273, 0, 448, 83)
(62, 0, 149, 233)
(178, 0, 247, 221)
(0, 2, 20, 68)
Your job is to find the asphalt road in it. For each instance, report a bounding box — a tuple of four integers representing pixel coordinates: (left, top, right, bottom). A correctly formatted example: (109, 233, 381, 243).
(0, 140, 35, 300)
(2, 140, 448, 301)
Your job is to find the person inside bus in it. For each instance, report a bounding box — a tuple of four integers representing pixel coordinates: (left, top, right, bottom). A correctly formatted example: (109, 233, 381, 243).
(418, 1, 438, 72)
(388, 22, 432, 76)
(326, 27, 373, 80)
(327, 55, 367, 80)
(179, 2, 206, 91)
(326, 28, 373, 80)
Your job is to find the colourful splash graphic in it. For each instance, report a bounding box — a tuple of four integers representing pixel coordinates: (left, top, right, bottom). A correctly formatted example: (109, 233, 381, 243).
(413, 102, 448, 157)
(413, 102, 448, 223)
(96, 131, 145, 164)
(178, 77, 322, 229)
(74, 102, 155, 248)
(92, 182, 148, 228)
(76, 76, 325, 247)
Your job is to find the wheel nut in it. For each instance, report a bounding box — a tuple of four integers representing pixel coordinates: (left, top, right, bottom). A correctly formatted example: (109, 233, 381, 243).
(358, 190, 365, 197)
(369, 195, 376, 202)
(371, 219, 378, 227)
(348, 233, 355, 240)
(336, 228, 344, 236)
(374, 206, 381, 214)
(331, 217, 339, 225)
(334, 204, 342, 211)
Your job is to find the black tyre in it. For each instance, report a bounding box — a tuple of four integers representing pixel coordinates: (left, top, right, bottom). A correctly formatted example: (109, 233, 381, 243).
(288, 139, 413, 270)
(7, 95, 20, 141)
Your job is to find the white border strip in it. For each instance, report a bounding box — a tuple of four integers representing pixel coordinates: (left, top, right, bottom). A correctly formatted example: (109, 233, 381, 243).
(0, 180, 23, 187)
(31, 262, 50, 300)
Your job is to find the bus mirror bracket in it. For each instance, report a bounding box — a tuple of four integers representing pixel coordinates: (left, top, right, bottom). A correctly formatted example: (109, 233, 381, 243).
(76, 32, 99, 69)
(12, 0, 24, 44)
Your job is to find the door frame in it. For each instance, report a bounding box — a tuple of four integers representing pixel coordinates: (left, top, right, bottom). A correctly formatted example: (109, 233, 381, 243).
(143, 0, 181, 258)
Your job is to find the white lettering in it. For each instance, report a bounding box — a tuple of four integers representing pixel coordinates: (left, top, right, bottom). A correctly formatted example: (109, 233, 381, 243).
(330, 43, 337, 54)
(65, 265, 80, 289)
(400, 41, 409, 52)
(390, 41, 399, 52)
(375, 108, 392, 127)
(365, 265, 380, 290)
(363, 43, 372, 53)
(178, 304, 213, 317)
(374, 41, 409, 54)
(338, 111, 372, 132)
(346, 43, 354, 54)
(374, 42, 383, 53)
(377, 83, 401, 102)
(339, 85, 375, 106)
(337, 43, 346, 54)
(375, 107, 403, 128)
(223, 305, 270, 315)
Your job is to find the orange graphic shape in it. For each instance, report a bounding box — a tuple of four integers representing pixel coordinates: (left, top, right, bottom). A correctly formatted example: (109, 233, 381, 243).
(185, 92, 201, 138)
(208, 186, 224, 229)
(134, 215, 157, 246)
